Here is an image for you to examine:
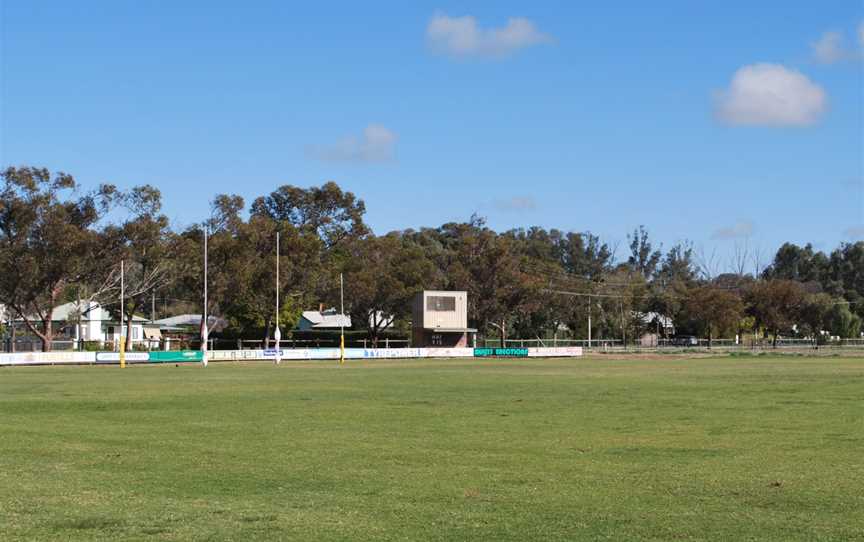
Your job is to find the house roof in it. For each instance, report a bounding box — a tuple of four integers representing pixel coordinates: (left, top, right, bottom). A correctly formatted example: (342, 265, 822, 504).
(16, 301, 147, 323)
(422, 327, 477, 333)
(637, 311, 674, 328)
(152, 314, 224, 329)
(301, 310, 352, 328)
(51, 301, 98, 322)
(152, 314, 199, 327)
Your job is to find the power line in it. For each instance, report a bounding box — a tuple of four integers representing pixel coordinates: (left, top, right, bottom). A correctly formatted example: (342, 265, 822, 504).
(522, 262, 750, 292)
(543, 289, 653, 299)
(520, 263, 638, 287)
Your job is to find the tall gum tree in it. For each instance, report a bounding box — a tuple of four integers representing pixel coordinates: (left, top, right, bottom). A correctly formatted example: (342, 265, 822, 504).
(0, 167, 113, 351)
(101, 186, 171, 349)
(341, 232, 435, 347)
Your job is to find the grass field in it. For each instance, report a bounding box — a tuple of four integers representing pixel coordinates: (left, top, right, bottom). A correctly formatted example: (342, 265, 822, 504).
(1, 356, 862, 541)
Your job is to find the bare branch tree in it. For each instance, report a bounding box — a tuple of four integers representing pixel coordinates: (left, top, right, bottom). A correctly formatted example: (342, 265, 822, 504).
(66, 265, 122, 349)
(730, 238, 751, 277)
(124, 264, 169, 300)
(751, 244, 766, 278)
(695, 245, 721, 281)
(101, 262, 171, 349)
(608, 239, 622, 267)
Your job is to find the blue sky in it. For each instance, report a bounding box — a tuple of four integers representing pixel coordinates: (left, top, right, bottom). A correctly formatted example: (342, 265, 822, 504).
(2, 1, 862, 266)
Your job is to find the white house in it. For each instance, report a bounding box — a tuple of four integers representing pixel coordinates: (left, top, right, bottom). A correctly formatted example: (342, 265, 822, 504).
(638, 312, 675, 335)
(11, 301, 152, 349)
(636, 311, 676, 347)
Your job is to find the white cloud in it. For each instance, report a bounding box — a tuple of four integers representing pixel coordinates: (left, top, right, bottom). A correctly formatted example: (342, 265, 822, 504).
(811, 31, 845, 64)
(494, 195, 537, 212)
(714, 64, 827, 126)
(426, 12, 552, 58)
(711, 220, 755, 241)
(844, 225, 864, 239)
(308, 124, 397, 164)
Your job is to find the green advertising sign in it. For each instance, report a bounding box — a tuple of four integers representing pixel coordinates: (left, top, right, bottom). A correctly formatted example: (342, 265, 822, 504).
(474, 347, 529, 358)
(148, 351, 204, 363)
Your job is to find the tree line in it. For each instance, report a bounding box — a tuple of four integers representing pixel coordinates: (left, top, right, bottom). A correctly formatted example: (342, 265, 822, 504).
(1, 166, 862, 351)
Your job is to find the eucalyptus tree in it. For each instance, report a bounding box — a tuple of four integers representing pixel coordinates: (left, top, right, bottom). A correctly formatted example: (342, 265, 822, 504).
(627, 226, 662, 281)
(436, 216, 541, 344)
(250, 181, 368, 249)
(214, 215, 324, 346)
(681, 286, 744, 347)
(101, 185, 171, 347)
(341, 232, 435, 346)
(0, 167, 113, 351)
(746, 279, 808, 347)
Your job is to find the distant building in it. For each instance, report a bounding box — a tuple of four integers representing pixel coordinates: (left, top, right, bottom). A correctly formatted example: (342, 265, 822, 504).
(9, 301, 153, 348)
(151, 314, 226, 343)
(296, 308, 352, 331)
(151, 314, 225, 330)
(637, 312, 675, 335)
(412, 290, 476, 347)
(636, 311, 675, 347)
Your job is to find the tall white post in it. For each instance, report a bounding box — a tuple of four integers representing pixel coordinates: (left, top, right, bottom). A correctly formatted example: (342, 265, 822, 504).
(120, 260, 126, 368)
(202, 227, 209, 367)
(339, 273, 345, 364)
(274, 230, 281, 364)
(340, 273, 344, 322)
(120, 260, 124, 340)
(587, 295, 591, 350)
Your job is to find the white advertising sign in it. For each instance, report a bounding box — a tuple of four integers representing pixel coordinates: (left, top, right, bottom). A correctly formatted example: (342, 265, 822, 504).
(527, 347, 583, 357)
(95, 352, 150, 362)
(0, 346, 582, 366)
(424, 348, 474, 358)
(0, 351, 96, 365)
(210, 349, 264, 361)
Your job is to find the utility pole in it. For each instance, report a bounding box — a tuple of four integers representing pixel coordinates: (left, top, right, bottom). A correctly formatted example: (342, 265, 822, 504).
(619, 298, 626, 349)
(587, 295, 591, 350)
(5, 312, 12, 353)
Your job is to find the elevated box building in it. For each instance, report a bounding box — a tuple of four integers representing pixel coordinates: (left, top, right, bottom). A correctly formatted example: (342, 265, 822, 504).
(412, 290, 476, 347)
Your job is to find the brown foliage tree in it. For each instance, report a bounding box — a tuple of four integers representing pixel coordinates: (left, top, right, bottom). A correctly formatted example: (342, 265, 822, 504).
(682, 287, 744, 347)
(746, 280, 808, 347)
(0, 167, 113, 351)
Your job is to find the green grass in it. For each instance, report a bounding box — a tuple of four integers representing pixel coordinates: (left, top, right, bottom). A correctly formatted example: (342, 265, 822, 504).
(1, 356, 862, 541)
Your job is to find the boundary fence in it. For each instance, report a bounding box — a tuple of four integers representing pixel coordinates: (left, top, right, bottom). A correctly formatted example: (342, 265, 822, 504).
(6, 335, 864, 355)
(3, 337, 414, 353)
(0, 347, 584, 366)
(484, 339, 623, 348)
(485, 337, 864, 351)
